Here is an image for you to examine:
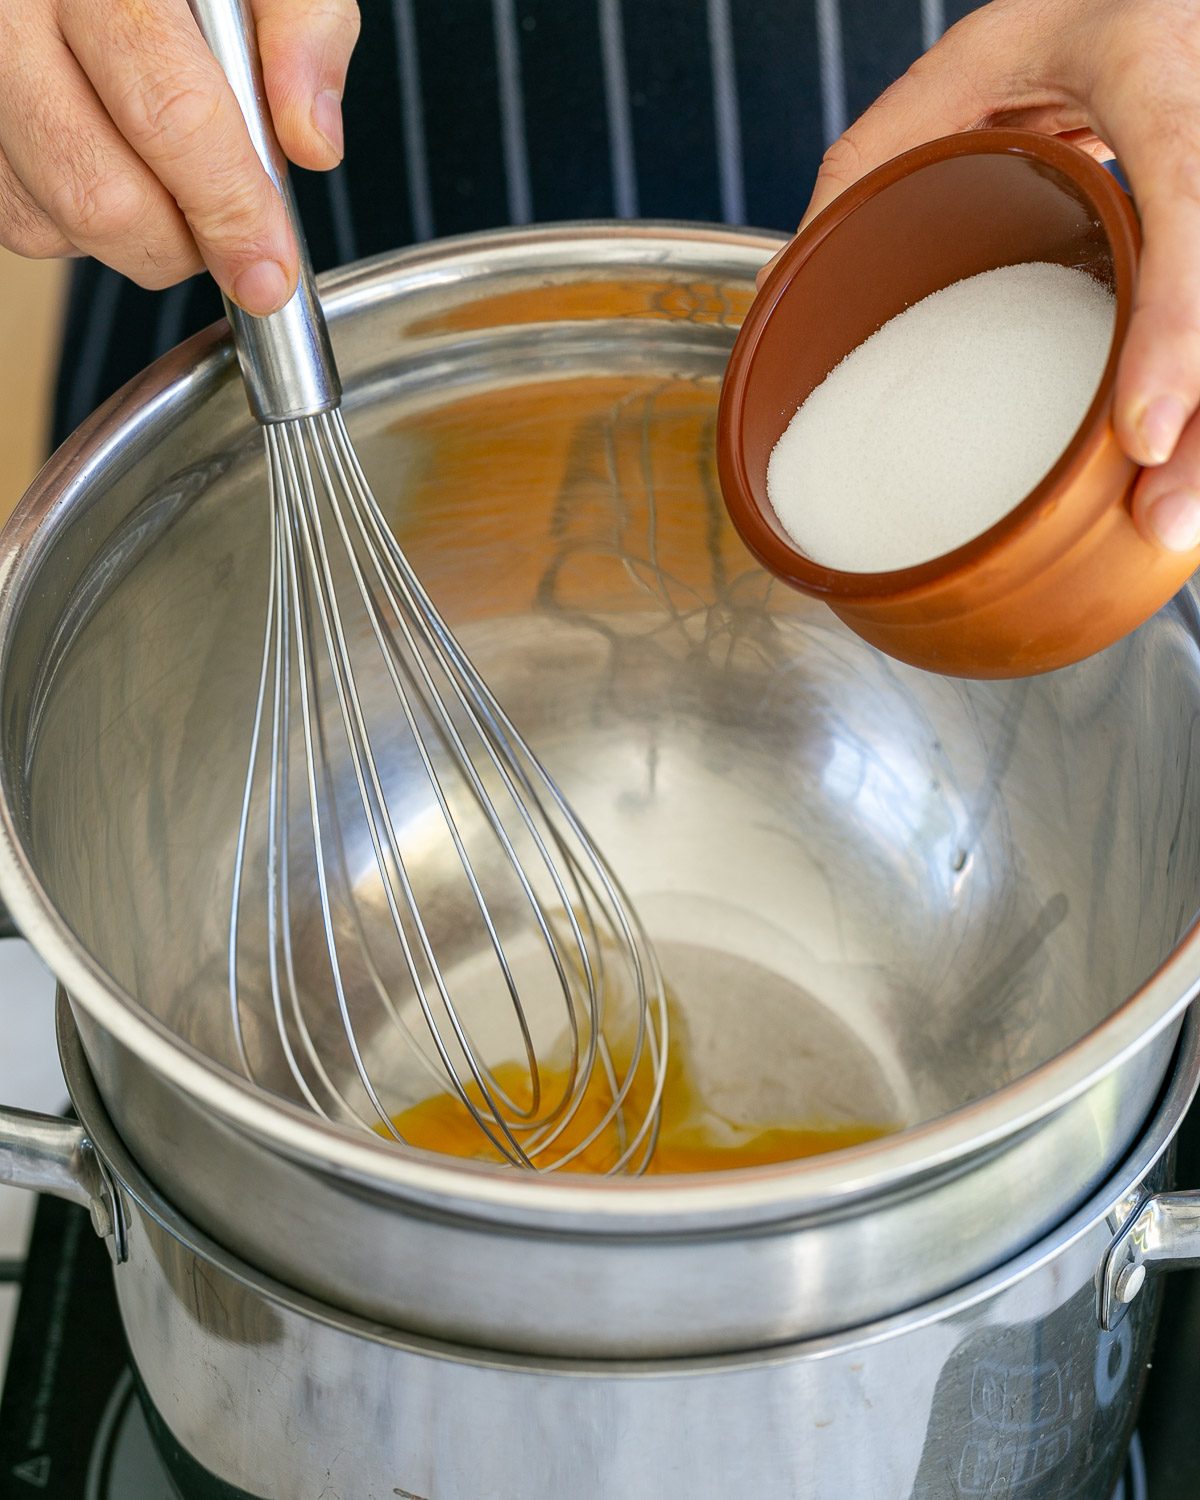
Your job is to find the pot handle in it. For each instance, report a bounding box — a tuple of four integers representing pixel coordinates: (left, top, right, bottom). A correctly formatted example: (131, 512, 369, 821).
(1099, 1191, 1200, 1329)
(0, 1106, 126, 1261)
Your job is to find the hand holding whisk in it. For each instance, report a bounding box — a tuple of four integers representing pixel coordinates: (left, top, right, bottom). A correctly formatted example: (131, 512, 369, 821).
(187, 0, 668, 1171)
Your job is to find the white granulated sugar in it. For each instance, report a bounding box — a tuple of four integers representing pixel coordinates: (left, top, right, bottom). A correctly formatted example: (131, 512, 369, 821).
(765, 263, 1116, 573)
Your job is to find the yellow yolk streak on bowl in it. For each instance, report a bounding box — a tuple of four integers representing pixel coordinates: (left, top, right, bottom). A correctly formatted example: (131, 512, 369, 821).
(383, 994, 894, 1174)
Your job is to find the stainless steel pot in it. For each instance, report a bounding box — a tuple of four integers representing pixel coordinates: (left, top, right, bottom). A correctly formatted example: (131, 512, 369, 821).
(1, 226, 1200, 1358)
(5, 997, 1200, 1500)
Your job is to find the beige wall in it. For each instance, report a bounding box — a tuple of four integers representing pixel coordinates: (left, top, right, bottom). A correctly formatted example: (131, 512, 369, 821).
(0, 250, 66, 524)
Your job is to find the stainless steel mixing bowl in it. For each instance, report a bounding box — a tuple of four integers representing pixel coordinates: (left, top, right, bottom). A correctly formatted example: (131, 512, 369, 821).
(0, 226, 1199, 1357)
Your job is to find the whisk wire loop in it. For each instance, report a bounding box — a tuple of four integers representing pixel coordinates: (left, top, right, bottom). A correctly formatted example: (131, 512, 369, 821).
(228, 405, 668, 1173)
(318, 418, 605, 1128)
(325, 414, 669, 1167)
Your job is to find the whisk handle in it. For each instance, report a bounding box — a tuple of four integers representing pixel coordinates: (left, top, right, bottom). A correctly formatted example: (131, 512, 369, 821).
(187, 0, 342, 423)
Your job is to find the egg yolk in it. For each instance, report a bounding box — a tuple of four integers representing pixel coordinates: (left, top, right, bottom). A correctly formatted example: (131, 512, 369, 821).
(384, 991, 894, 1174)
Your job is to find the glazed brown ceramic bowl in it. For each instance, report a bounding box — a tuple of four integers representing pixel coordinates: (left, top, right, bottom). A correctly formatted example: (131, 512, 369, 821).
(718, 128, 1200, 679)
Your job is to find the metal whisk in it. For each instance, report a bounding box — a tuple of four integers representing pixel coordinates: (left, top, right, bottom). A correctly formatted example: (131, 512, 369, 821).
(192, 0, 667, 1171)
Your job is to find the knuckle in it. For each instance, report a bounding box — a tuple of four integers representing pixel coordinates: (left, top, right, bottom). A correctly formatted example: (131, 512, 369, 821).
(184, 179, 274, 247)
(0, 176, 60, 256)
(816, 133, 866, 191)
(0, 207, 69, 258)
(47, 169, 146, 242)
(0, 222, 66, 258)
(126, 70, 222, 157)
(0, 184, 39, 238)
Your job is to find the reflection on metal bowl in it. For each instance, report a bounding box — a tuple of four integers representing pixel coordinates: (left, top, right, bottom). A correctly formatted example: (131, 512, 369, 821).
(0, 228, 1197, 1360)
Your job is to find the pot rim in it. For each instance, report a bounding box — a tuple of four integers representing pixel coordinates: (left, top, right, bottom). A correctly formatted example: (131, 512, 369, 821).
(2, 222, 1199, 1234)
(63, 991, 1200, 1368)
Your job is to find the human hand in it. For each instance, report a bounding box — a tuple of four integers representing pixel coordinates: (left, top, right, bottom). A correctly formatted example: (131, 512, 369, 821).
(760, 0, 1200, 552)
(0, 0, 359, 315)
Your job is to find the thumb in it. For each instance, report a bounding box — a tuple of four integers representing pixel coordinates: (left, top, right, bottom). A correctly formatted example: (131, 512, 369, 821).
(251, 0, 361, 172)
(756, 23, 1003, 293)
(798, 14, 1015, 234)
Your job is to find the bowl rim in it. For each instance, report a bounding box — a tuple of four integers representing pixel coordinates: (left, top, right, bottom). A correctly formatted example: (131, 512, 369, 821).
(57, 990, 1200, 1363)
(717, 128, 1143, 601)
(1, 221, 1197, 1236)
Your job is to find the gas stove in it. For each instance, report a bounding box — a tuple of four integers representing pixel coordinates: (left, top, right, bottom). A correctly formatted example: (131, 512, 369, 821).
(0, 938, 1196, 1499)
(0, 1195, 176, 1499)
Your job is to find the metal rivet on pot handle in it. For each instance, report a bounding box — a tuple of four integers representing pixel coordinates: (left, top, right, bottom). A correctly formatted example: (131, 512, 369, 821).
(1098, 1190, 1200, 1329)
(0, 1105, 128, 1263)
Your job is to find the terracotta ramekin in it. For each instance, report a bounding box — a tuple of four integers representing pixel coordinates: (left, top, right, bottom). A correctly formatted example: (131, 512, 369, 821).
(717, 128, 1200, 679)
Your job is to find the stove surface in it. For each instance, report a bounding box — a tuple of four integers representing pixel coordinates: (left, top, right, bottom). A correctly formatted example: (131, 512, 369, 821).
(0, 1199, 175, 1498)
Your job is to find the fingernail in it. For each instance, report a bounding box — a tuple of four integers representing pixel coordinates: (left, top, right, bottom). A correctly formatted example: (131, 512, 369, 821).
(1136, 395, 1189, 465)
(1147, 490, 1200, 552)
(232, 260, 292, 316)
(313, 89, 344, 160)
